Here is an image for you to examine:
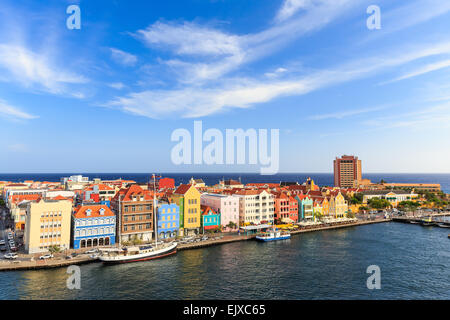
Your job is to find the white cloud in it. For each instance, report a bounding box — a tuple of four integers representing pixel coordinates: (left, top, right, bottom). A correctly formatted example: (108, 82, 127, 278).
(108, 82, 126, 90)
(0, 44, 88, 95)
(275, 0, 323, 22)
(107, 39, 450, 119)
(308, 106, 387, 120)
(8, 143, 28, 152)
(110, 48, 138, 66)
(381, 59, 450, 84)
(0, 99, 37, 120)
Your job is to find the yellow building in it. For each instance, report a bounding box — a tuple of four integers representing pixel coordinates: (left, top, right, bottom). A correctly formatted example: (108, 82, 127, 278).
(329, 192, 348, 219)
(24, 199, 73, 254)
(171, 184, 201, 236)
(322, 197, 330, 216)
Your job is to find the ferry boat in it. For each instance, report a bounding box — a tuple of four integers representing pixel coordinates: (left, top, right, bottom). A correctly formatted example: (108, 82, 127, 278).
(99, 241, 177, 264)
(256, 229, 290, 242)
(420, 217, 436, 226)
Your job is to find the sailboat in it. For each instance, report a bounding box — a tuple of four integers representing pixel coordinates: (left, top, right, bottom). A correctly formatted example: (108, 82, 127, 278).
(99, 174, 178, 264)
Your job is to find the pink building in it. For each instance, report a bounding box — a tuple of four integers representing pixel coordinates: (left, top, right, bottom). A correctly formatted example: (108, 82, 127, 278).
(200, 193, 239, 231)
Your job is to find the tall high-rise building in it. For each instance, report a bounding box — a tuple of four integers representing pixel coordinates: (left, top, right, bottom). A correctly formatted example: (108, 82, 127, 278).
(334, 155, 362, 188)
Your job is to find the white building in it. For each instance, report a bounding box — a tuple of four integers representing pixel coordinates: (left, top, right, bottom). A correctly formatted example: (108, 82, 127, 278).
(233, 189, 274, 225)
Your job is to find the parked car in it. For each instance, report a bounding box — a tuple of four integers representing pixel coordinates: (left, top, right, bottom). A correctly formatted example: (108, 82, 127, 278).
(71, 252, 78, 257)
(0, 240, 5, 245)
(65, 255, 72, 260)
(4, 253, 18, 259)
(85, 248, 98, 254)
(7, 233, 13, 240)
(10, 246, 17, 252)
(39, 254, 53, 260)
(0, 245, 6, 251)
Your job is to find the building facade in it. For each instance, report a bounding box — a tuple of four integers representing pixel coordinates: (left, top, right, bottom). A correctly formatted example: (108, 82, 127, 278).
(24, 199, 72, 254)
(111, 184, 154, 243)
(171, 184, 201, 236)
(157, 202, 180, 239)
(72, 205, 116, 249)
(200, 193, 239, 231)
(234, 189, 275, 226)
(334, 155, 362, 188)
(200, 205, 221, 233)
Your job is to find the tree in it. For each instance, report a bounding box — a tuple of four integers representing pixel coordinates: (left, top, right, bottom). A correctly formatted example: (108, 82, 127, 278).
(48, 245, 61, 254)
(367, 198, 391, 209)
(350, 193, 364, 204)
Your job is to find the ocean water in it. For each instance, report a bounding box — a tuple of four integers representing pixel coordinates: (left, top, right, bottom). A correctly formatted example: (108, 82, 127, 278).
(0, 222, 448, 300)
(0, 173, 449, 193)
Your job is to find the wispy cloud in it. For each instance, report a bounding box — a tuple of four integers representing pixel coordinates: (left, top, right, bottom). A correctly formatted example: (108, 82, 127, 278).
(110, 48, 138, 66)
(108, 82, 126, 90)
(0, 99, 37, 121)
(308, 105, 387, 120)
(0, 43, 88, 95)
(106, 39, 450, 119)
(381, 59, 450, 84)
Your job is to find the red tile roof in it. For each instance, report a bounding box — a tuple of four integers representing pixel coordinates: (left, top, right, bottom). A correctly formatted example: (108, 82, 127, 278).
(74, 205, 114, 219)
(174, 184, 193, 195)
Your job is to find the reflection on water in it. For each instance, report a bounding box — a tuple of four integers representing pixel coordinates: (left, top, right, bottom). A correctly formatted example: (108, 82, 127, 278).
(0, 222, 449, 300)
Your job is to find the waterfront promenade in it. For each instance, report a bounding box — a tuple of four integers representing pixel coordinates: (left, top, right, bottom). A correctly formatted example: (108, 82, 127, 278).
(0, 217, 390, 272)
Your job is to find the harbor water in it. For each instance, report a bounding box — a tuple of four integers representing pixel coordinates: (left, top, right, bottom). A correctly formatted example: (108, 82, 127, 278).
(0, 222, 448, 299)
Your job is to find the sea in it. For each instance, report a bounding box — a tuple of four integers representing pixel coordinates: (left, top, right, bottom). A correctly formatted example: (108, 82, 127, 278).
(0, 173, 448, 300)
(0, 222, 449, 299)
(0, 173, 449, 193)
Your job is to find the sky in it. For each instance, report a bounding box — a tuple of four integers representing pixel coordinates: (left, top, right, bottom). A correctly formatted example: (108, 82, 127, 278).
(0, 0, 450, 174)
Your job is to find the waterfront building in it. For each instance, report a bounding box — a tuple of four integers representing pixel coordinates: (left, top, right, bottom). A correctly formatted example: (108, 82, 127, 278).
(72, 205, 116, 249)
(24, 199, 72, 254)
(200, 193, 239, 231)
(157, 201, 180, 239)
(200, 205, 221, 233)
(328, 192, 348, 218)
(334, 155, 362, 188)
(171, 184, 201, 237)
(295, 194, 314, 221)
(362, 190, 418, 207)
(272, 192, 298, 223)
(4, 187, 47, 203)
(233, 189, 275, 226)
(110, 184, 154, 243)
(313, 199, 324, 218)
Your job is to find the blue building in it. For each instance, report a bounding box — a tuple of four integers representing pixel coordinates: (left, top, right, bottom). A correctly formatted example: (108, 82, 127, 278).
(72, 205, 116, 249)
(157, 202, 180, 239)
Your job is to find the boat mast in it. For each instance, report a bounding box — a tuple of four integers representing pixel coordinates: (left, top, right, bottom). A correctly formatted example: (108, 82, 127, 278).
(153, 173, 158, 248)
(118, 194, 122, 246)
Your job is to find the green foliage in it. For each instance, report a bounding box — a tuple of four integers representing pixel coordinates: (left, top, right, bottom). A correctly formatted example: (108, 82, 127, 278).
(367, 198, 391, 209)
(0, 198, 5, 206)
(359, 206, 369, 212)
(349, 193, 364, 204)
(398, 201, 420, 211)
(48, 245, 60, 254)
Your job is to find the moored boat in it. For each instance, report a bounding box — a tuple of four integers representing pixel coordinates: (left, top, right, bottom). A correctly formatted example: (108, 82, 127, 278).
(420, 217, 436, 226)
(99, 241, 177, 264)
(437, 223, 450, 228)
(256, 229, 290, 242)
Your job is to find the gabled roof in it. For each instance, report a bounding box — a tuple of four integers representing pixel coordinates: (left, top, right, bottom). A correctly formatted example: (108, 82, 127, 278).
(200, 205, 217, 215)
(74, 205, 114, 219)
(174, 184, 193, 195)
(113, 184, 153, 202)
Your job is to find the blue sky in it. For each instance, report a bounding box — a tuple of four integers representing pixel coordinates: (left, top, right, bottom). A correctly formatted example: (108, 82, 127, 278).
(0, 0, 450, 174)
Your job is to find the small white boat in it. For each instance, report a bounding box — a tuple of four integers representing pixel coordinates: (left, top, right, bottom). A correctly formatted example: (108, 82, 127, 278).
(256, 229, 290, 242)
(99, 242, 177, 264)
(437, 223, 450, 228)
